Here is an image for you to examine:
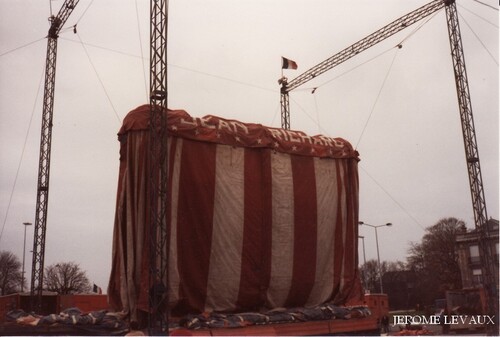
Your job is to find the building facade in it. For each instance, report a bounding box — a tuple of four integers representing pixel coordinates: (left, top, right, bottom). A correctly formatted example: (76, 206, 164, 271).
(455, 218, 499, 291)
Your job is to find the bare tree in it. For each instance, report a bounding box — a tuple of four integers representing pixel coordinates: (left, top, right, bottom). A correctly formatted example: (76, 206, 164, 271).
(360, 259, 379, 293)
(0, 251, 24, 295)
(360, 260, 407, 294)
(44, 262, 92, 294)
(407, 217, 466, 304)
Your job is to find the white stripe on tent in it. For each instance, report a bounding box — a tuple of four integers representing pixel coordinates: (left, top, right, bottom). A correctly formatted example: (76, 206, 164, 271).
(267, 151, 295, 308)
(206, 145, 245, 311)
(306, 157, 338, 306)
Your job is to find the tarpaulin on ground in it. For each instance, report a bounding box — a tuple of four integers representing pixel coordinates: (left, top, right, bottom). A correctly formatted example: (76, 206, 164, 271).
(107, 104, 362, 323)
(4, 308, 128, 335)
(178, 304, 371, 330)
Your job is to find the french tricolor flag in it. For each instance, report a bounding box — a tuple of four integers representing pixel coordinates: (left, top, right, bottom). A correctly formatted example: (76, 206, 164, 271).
(282, 56, 298, 70)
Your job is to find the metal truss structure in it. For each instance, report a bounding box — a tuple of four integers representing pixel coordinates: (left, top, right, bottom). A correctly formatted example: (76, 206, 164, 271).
(148, 0, 169, 334)
(445, 3, 497, 333)
(31, 0, 79, 313)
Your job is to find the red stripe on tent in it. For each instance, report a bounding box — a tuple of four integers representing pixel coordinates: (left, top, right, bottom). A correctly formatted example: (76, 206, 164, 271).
(165, 137, 178, 305)
(167, 138, 183, 307)
(107, 133, 130, 311)
(340, 160, 353, 300)
(285, 155, 317, 307)
(167, 137, 178, 222)
(342, 159, 361, 303)
(237, 148, 262, 309)
(332, 160, 345, 303)
(237, 148, 273, 310)
(260, 149, 273, 305)
(176, 139, 217, 313)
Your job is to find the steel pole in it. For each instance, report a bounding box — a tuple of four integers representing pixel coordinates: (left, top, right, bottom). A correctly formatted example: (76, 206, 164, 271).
(374, 228, 383, 293)
(21, 222, 32, 292)
(359, 235, 366, 265)
(359, 222, 391, 294)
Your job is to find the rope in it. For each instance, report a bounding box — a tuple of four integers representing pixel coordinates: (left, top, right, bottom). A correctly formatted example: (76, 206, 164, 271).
(76, 0, 96, 25)
(359, 165, 426, 230)
(458, 4, 498, 28)
(59, 37, 143, 58)
(355, 49, 399, 150)
(171, 63, 276, 93)
(0, 38, 45, 58)
(289, 95, 330, 135)
(313, 94, 320, 134)
(75, 33, 122, 123)
(459, 12, 498, 65)
(290, 51, 397, 141)
(270, 103, 281, 128)
(59, 37, 277, 94)
(471, 0, 498, 11)
(0, 69, 45, 244)
(135, 0, 148, 101)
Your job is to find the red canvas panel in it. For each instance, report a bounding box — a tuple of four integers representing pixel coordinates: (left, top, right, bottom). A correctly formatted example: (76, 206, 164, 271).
(332, 160, 346, 303)
(285, 155, 317, 308)
(108, 105, 362, 321)
(176, 139, 217, 312)
(236, 148, 273, 311)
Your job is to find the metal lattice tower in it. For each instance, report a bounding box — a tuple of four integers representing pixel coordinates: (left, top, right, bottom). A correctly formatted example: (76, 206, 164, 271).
(149, 0, 169, 334)
(31, 0, 79, 313)
(445, 2, 488, 234)
(445, 2, 497, 333)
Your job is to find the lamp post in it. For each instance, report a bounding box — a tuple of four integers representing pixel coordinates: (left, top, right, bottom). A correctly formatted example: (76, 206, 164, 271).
(358, 235, 367, 293)
(358, 235, 366, 265)
(21, 222, 32, 293)
(358, 221, 392, 293)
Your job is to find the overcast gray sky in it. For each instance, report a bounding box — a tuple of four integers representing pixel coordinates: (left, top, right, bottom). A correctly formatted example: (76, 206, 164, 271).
(1, 0, 498, 293)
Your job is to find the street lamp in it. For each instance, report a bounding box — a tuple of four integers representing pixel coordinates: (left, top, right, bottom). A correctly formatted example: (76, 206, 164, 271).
(358, 235, 366, 265)
(358, 235, 367, 293)
(358, 221, 392, 293)
(21, 222, 32, 293)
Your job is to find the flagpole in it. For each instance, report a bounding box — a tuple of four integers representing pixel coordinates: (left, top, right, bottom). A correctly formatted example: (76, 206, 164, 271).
(281, 57, 283, 78)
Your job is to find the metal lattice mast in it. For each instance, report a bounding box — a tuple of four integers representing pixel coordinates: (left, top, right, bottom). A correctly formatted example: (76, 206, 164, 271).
(279, 81, 291, 130)
(279, 0, 446, 129)
(445, 2, 497, 332)
(31, 0, 79, 313)
(149, 0, 169, 334)
(445, 1, 488, 233)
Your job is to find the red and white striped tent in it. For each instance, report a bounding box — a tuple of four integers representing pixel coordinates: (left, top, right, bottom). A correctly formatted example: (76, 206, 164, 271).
(108, 104, 362, 322)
